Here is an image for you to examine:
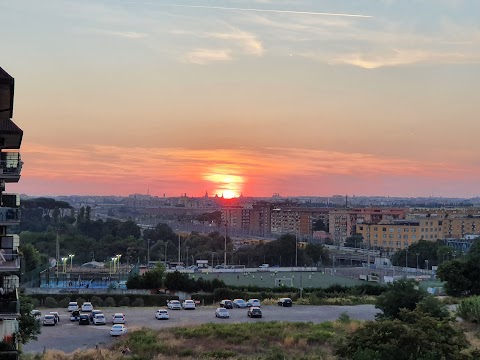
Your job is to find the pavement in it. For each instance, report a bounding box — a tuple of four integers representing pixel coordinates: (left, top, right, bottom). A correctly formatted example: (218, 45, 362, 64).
(24, 304, 381, 354)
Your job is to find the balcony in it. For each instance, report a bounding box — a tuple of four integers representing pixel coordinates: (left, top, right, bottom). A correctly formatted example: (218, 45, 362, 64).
(0, 208, 20, 226)
(0, 290, 19, 317)
(0, 153, 22, 183)
(0, 252, 20, 272)
(0, 318, 19, 357)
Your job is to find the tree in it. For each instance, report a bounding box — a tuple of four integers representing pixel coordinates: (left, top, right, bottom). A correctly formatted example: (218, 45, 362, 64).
(337, 310, 469, 360)
(344, 234, 363, 248)
(312, 219, 328, 232)
(305, 243, 329, 265)
(17, 295, 41, 344)
(19, 243, 48, 272)
(375, 279, 426, 319)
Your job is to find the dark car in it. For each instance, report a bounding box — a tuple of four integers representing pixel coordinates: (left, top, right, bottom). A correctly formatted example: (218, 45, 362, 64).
(79, 314, 90, 325)
(277, 298, 293, 307)
(247, 307, 262, 318)
(70, 310, 80, 321)
(220, 300, 233, 309)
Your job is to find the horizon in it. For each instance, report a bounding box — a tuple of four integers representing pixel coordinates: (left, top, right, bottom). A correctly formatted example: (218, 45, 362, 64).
(2, 1, 479, 198)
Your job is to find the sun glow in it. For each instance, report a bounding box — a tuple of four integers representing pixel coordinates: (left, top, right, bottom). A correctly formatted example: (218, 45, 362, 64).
(203, 165, 245, 198)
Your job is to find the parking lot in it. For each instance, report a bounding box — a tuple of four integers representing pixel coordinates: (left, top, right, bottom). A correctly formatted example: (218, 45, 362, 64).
(24, 304, 381, 354)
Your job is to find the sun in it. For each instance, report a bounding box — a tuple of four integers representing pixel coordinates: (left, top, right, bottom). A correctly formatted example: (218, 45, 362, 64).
(203, 166, 245, 199)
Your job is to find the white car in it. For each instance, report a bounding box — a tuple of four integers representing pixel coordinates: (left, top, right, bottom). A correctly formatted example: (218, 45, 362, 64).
(247, 299, 261, 307)
(155, 309, 169, 320)
(233, 299, 248, 308)
(93, 314, 106, 325)
(112, 313, 126, 324)
(81, 302, 93, 312)
(67, 302, 79, 312)
(110, 324, 127, 336)
(43, 314, 56, 326)
(182, 299, 196, 310)
(215, 307, 230, 319)
(167, 300, 181, 310)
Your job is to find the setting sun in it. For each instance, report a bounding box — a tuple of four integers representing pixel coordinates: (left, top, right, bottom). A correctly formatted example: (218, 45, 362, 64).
(203, 165, 245, 198)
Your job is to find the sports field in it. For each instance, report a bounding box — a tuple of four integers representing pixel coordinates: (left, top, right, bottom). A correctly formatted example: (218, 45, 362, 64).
(190, 270, 363, 289)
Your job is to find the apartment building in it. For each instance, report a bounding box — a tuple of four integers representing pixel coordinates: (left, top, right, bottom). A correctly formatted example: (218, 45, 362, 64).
(356, 218, 442, 251)
(329, 208, 408, 245)
(0, 67, 23, 360)
(270, 206, 329, 237)
(442, 217, 480, 239)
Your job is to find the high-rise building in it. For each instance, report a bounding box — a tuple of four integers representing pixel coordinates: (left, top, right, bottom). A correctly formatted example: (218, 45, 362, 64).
(0, 67, 23, 360)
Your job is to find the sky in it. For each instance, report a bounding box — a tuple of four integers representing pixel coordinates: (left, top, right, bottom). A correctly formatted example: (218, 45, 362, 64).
(1, 0, 479, 198)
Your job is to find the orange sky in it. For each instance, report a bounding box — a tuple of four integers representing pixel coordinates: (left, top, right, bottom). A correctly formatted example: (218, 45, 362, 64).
(2, 1, 480, 198)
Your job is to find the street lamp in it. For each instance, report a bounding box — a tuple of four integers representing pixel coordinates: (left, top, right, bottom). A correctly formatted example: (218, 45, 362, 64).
(224, 222, 228, 267)
(68, 254, 74, 271)
(416, 253, 420, 274)
(425, 259, 429, 276)
(178, 233, 181, 265)
(61, 257, 67, 273)
(186, 246, 189, 268)
(295, 233, 298, 268)
(147, 239, 151, 267)
(164, 242, 168, 264)
(111, 257, 116, 274)
(405, 248, 408, 275)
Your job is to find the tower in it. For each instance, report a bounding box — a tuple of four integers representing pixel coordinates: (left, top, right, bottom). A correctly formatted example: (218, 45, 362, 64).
(0, 67, 23, 360)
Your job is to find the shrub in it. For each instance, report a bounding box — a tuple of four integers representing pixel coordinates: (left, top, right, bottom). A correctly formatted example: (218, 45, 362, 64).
(375, 279, 426, 320)
(58, 297, 71, 308)
(30, 298, 40, 309)
(131, 298, 144, 307)
(338, 312, 351, 324)
(457, 296, 480, 323)
(44, 297, 58, 308)
(118, 297, 130, 307)
(104, 297, 116, 307)
(75, 297, 86, 307)
(90, 296, 103, 308)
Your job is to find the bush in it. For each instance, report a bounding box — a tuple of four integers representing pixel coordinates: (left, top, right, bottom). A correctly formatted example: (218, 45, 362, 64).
(104, 297, 116, 307)
(118, 297, 130, 307)
(131, 298, 144, 307)
(75, 297, 86, 307)
(375, 280, 426, 319)
(90, 296, 103, 308)
(44, 297, 58, 308)
(30, 298, 40, 309)
(457, 296, 480, 323)
(58, 297, 71, 308)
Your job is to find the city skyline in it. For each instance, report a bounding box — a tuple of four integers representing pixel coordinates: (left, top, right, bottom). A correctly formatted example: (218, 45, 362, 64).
(1, 1, 479, 198)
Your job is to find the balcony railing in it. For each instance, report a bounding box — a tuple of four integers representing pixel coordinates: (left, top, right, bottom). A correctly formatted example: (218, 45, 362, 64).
(0, 208, 20, 225)
(0, 252, 20, 271)
(0, 289, 19, 316)
(0, 155, 22, 183)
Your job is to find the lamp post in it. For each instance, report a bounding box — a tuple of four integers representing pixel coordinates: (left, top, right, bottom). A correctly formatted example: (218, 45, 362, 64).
(295, 233, 298, 268)
(425, 259, 429, 276)
(178, 233, 181, 265)
(61, 257, 67, 274)
(224, 222, 228, 267)
(68, 254, 74, 271)
(147, 239, 151, 267)
(405, 248, 408, 276)
(164, 242, 168, 265)
(186, 246, 189, 268)
(416, 253, 420, 275)
(111, 257, 116, 274)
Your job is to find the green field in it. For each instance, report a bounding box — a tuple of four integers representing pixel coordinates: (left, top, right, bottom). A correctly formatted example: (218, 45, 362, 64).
(191, 270, 363, 288)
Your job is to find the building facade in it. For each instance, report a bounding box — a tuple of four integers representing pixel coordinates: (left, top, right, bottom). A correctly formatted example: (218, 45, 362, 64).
(0, 67, 23, 360)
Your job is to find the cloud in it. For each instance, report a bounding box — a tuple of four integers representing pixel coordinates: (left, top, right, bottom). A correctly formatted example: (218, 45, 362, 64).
(208, 29, 264, 56)
(184, 48, 233, 64)
(81, 28, 149, 39)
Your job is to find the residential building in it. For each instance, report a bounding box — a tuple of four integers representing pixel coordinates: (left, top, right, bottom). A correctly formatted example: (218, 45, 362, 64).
(0, 67, 23, 360)
(330, 208, 408, 245)
(356, 218, 442, 252)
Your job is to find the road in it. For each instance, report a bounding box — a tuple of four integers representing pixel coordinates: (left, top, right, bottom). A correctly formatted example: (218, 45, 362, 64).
(24, 304, 381, 354)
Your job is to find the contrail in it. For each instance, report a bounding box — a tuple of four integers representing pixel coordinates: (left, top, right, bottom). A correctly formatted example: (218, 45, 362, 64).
(161, 4, 372, 18)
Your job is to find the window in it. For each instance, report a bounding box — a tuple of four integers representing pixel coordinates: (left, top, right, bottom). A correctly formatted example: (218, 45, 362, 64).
(389, 228, 394, 233)
(382, 227, 387, 232)
(397, 228, 401, 232)
(397, 234, 402, 239)
(404, 228, 409, 232)
(382, 234, 386, 239)
(404, 235, 408, 239)
(412, 235, 416, 240)
(389, 234, 394, 239)
(373, 227, 378, 231)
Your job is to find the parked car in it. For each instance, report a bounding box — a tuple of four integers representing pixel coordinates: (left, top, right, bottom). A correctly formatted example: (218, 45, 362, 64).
(155, 309, 169, 320)
(215, 307, 230, 319)
(81, 302, 93, 312)
(277, 298, 293, 307)
(30, 310, 41, 319)
(220, 299, 233, 309)
(247, 307, 263, 318)
(182, 299, 196, 310)
(43, 314, 56, 326)
(110, 324, 127, 336)
(70, 310, 80, 321)
(167, 300, 182, 310)
(233, 299, 248, 308)
(67, 301, 79, 312)
(49, 312, 61, 323)
(89, 310, 103, 322)
(79, 314, 90, 325)
(112, 313, 126, 324)
(93, 314, 107, 325)
(247, 299, 261, 307)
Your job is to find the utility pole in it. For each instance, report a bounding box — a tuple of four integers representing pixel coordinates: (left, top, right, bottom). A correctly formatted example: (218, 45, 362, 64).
(405, 248, 408, 277)
(164, 242, 168, 264)
(178, 233, 181, 264)
(295, 233, 298, 268)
